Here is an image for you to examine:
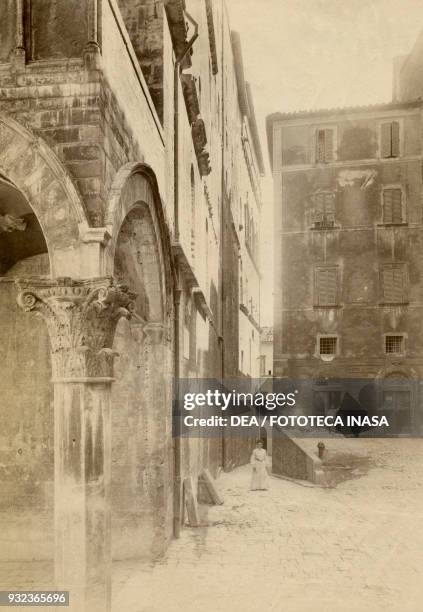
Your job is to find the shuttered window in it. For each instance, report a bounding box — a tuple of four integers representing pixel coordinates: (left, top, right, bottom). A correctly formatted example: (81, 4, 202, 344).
(316, 129, 334, 162)
(313, 191, 336, 227)
(314, 266, 339, 306)
(381, 263, 407, 304)
(381, 121, 400, 158)
(383, 188, 403, 224)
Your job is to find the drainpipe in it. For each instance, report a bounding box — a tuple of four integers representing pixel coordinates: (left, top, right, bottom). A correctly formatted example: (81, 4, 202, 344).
(173, 284, 182, 538)
(220, 0, 227, 470)
(173, 10, 198, 539)
(173, 10, 199, 241)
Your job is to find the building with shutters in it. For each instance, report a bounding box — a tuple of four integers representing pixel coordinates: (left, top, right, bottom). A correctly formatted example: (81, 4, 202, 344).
(267, 85, 423, 431)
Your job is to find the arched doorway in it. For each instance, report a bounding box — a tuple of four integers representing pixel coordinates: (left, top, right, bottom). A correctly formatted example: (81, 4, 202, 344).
(106, 166, 174, 562)
(379, 371, 413, 435)
(0, 175, 53, 566)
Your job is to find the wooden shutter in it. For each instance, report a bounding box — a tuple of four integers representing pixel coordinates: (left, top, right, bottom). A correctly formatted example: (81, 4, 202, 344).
(383, 189, 393, 223)
(391, 121, 400, 157)
(324, 129, 334, 161)
(313, 191, 335, 225)
(391, 189, 403, 223)
(383, 188, 402, 223)
(316, 266, 338, 306)
(382, 264, 406, 303)
(382, 267, 394, 302)
(381, 122, 392, 157)
(316, 129, 325, 162)
(323, 192, 335, 214)
(393, 266, 405, 301)
(315, 192, 324, 209)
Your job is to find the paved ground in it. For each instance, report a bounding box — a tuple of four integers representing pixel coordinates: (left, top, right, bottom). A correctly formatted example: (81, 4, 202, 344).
(1, 440, 423, 611)
(112, 439, 423, 612)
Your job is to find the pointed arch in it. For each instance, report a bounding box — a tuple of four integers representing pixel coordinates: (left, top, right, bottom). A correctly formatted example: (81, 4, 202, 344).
(105, 162, 174, 320)
(0, 114, 90, 276)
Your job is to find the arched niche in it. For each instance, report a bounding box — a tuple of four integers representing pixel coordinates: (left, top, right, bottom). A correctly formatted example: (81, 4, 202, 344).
(376, 367, 415, 434)
(107, 164, 174, 561)
(114, 204, 164, 323)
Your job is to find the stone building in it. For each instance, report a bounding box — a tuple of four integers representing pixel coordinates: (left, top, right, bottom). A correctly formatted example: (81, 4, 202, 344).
(0, 1, 264, 611)
(267, 29, 423, 434)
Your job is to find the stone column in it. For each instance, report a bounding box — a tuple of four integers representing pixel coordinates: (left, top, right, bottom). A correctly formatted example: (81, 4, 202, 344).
(14, 0, 26, 71)
(16, 277, 136, 612)
(85, 0, 101, 70)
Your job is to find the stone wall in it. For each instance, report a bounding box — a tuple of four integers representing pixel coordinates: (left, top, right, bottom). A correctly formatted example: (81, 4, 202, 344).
(273, 107, 423, 379)
(0, 255, 53, 561)
(117, 0, 165, 122)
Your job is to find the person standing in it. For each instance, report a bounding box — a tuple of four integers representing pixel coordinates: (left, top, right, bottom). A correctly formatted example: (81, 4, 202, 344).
(250, 440, 268, 490)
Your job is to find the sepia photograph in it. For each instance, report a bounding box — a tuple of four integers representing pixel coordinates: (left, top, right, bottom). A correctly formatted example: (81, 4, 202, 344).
(0, 1, 423, 611)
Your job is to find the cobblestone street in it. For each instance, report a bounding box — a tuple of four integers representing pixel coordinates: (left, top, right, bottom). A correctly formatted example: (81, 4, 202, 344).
(1, 440, 422, 611)
(112, 439, 423, 612)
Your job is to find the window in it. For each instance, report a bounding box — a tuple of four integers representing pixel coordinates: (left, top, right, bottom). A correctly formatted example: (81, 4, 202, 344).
(319, 336, 337, 356)
(380, 121, 400, 158)
(382, 187, 404, 224)
(316, 128, 335, 163)
(313, 191, 336, 228)
(385, 335, 404, 355)
(380, 263, 408, 304)
(314, 265, 339, 306)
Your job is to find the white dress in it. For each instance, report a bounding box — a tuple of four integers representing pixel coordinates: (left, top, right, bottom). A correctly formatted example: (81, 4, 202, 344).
(250, 447, 268, 490)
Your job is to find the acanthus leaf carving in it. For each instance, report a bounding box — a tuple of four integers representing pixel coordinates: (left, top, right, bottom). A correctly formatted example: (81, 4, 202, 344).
(16, 277, 137, 379)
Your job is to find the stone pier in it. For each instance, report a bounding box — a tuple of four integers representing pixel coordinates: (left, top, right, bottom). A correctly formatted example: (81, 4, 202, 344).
(17, 277, 136, 612)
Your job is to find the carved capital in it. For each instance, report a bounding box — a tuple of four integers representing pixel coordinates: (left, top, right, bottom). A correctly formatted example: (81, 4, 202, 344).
(16, 277, 136, 379)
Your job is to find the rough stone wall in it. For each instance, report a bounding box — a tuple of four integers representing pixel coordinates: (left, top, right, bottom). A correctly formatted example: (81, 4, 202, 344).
(0, 2, 168, 228)
(0, 61, 104, 226)
(111, 319, 172, 560)
(28, 0, 88, 60)
(0, 2, 17, 63)
(117, 0, 165, 122)
(0, 255, 52, 561)
(274, 110, 423, 390)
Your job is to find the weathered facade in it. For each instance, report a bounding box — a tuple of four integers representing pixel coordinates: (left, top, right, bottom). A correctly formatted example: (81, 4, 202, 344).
(268, 39, 423, 433)
(0, 1, 264, 611)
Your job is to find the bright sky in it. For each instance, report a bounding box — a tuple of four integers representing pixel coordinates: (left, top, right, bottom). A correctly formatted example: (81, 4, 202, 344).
(225, 0, 423, 325)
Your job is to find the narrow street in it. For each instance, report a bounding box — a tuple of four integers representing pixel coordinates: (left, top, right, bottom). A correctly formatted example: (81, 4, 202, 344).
(112, 439, 423, 612)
